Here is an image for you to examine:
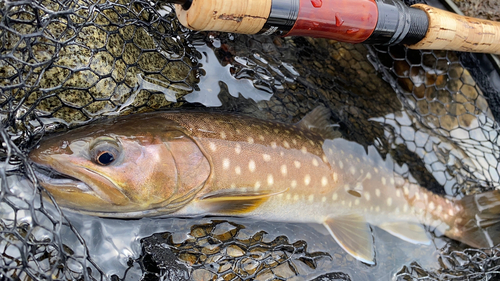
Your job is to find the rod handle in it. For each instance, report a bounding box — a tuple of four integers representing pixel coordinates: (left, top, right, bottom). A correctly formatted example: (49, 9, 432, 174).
(175, 0, 271, 34)
(407, 4, 500, 54)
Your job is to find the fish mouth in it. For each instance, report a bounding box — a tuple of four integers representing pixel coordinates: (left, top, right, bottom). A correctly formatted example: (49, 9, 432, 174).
(31, 162, 94, 193)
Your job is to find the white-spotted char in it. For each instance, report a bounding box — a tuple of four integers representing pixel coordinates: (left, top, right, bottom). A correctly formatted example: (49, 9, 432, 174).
(29, 106, 500, 265)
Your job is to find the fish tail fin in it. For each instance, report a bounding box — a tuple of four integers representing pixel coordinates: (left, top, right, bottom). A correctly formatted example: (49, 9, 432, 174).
(447, 190, 500, 248)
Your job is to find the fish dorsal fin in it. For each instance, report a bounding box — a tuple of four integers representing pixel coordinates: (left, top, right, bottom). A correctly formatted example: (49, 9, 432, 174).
(296, 106, 339, 139)
(323, 214, 375, 265)
(198, 189, 285, 214)
(378, 222, 431, 244)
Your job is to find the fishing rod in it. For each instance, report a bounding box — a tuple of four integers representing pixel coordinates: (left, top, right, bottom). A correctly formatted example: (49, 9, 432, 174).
(167, 0, 500, 54)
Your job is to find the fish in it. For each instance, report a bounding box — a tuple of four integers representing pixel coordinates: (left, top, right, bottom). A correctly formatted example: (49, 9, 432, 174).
(29, 106, 500, 264)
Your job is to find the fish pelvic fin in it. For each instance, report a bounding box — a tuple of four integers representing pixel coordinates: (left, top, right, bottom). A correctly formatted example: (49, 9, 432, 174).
(448, 190, 500, 248)
(197, 188, 286, 214)
(323, 214, 375, 265)
(296, 105, 340, 139)
(378, 222, 431, 245)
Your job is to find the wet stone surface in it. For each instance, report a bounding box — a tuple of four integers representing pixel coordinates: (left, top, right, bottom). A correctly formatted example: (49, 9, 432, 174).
(135, 221, 331, 281)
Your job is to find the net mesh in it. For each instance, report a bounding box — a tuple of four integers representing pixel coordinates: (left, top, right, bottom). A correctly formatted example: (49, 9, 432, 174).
(1, 0, 500, 280)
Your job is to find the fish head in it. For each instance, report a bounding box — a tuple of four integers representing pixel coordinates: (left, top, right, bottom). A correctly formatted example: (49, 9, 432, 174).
(29, 115, 211, 217)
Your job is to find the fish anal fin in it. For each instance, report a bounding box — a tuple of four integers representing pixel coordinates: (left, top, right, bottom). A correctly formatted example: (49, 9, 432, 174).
(296, 106, 340, 139)
(378, 222, 431, 244)
(449, 190, 500, 248)
(198, 189, 284, 214)
(323, 214, 375, 265)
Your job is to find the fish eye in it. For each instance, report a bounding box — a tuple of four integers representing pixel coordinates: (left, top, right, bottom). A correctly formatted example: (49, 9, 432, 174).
(96, 151, 115, 165)
(89, 137, 121, 166)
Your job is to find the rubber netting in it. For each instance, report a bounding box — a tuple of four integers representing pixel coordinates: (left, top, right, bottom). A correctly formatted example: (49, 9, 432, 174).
(1, 0, 500, 280)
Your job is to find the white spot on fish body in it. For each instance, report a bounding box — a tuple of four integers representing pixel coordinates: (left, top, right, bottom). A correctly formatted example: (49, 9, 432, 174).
(301, 146, 308, 154)
(375, 206, 380, 212)
(348, 201, 352, 207)
(294, 194, 299, 201)
(349, 166, 356, 175)
(436, 205, 443, 213)
(339, 161, 344, 169)
(291, 180, 297, 189)
(424, 193, 429, 201)
(381, 177, 387, 185)
(259, 135, 265, 141)
(375, 189, 381, 197)
(366, 172, 372, 179)
(404, 186, 409, 195)
(304, 175, 311, 186)
(322, 155, 328, 163)
(263, 154, 271, 162)
(267, 174, 274, 186)
(308, 195, 314, 202)
(322, 196, 326, 203)
(220, 131, 226, 139)
(390, 178, 395, 185)
(321, 176, 328, 187)
(283, 141, 290, 148)
(249, 160, 256, 172)
(354, 199, 360, 205)
(332, 193, 338, 200)
(271, 142, 277, 149)
(332, 172, 338, 182)
(235, 144, 241, 155)
(396, 189, 401, 197)
(236, 129, 241, 134)
(280, 165, 287, 176)
(415, 193, 420, 200)
(448, 209, 454, 216)
(209, 142, 217, 152)
(387, 197, 392, 207)
(344, 184, 350, 191)
(292, 139, 297, 145)
(294, 161, 301, 169)
(364, 192, 370, 201)
(374, 167, 379, 173)
(254, 181, 261, 190)
(312, 158, 319, 166)
(235, 166, 241, 175)
(247, 137, 254, 144)
(222, 158, 230, 170)
(286, 194, 291, 200)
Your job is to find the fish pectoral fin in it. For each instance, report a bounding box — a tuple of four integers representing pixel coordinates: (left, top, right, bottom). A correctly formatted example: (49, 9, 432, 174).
(198, 189, 285, 214)
(378, 222, 431, 244)
(296, 105, 340, 139)
(323, 214, 375, 265)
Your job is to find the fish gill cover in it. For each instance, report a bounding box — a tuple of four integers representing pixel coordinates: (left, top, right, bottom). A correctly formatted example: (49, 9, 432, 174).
(1, 0, 500, 280)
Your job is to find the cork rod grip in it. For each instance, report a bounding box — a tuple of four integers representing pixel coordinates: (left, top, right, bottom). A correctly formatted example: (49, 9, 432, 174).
(407, 4, 500, 54)
(175, 0, 272, 34)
